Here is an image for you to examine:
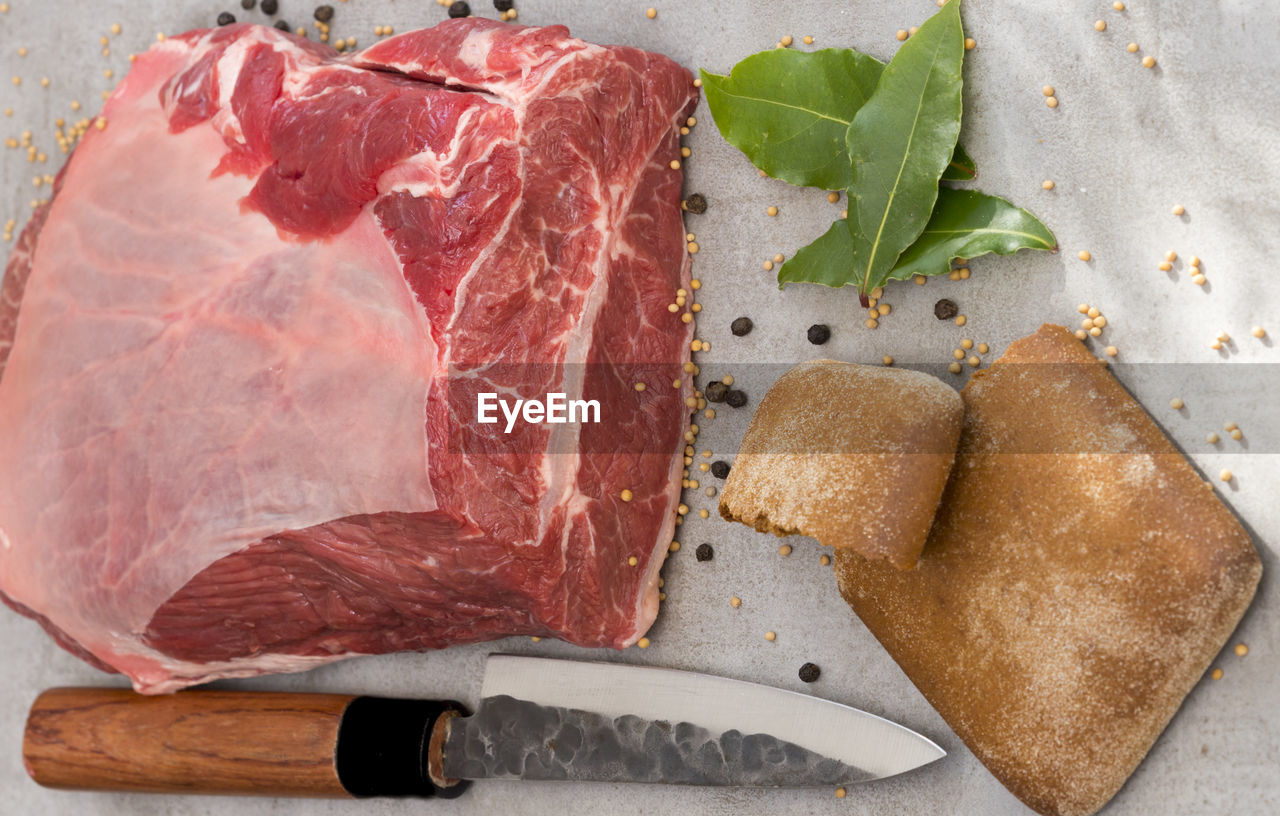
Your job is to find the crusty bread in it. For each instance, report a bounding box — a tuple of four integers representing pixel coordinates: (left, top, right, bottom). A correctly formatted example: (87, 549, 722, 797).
(718, 360, 962, 569)
(836, 325, 1262, 816)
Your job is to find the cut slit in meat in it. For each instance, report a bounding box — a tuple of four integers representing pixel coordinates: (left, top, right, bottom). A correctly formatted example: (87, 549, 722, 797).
(0, 20, 697, 692)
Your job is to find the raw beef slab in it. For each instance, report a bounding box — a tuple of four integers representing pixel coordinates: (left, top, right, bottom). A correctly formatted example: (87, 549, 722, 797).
(0, 20, 697, 692)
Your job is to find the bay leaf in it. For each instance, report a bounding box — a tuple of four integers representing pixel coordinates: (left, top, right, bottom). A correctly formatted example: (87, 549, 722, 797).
(776, 219, 854, 288)
(700, 49, 882, 189)
(844, 0, 964, 295)
(703, 48, 979, 190)
(887, 188, 1057, 281)
(942, 141, 976, 181)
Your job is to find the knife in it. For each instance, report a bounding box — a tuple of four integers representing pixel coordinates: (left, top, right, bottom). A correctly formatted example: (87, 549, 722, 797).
(23, 655, 944, 798)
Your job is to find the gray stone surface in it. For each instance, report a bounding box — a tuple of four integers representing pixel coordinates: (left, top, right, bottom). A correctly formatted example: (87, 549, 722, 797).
(0, 1, 1276, 814)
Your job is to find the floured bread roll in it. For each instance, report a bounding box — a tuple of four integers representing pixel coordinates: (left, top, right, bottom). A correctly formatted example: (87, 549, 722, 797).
(719, 360, 962, 569)
(836, 325, 1262, 816)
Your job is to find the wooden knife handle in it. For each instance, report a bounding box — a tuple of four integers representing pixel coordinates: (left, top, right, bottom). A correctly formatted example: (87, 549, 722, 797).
(23, 688, 471, 799)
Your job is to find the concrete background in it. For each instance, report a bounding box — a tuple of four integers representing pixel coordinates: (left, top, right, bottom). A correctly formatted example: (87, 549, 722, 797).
(0, 1, 1276, 814)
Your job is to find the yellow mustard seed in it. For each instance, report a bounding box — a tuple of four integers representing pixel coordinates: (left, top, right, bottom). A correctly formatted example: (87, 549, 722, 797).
(883, 355, 894, 366)
(1211, 667, 1223, 680)
(1172, 204, 1185, 216)
(964, 37, 976, 50)
(627, 556, 638, 566)
(730, 596, 741, 608)
(637, 637, 651, 648)
(778, 545, 792, 557)
(968, 356, 980, 368)
(1042, 179, 1055, 190)
(1143, 55, 1157, 68)
(878, 303, 891, 316)
(781, 35, 794, 47)
(1046, 96, 1059, 109)
(1077, 303, 1090, 314)
(620, 489, 634, 502)
(645, 7, 657, 19)
(1207, 432, 1220, 444)
(1230, 429, 1243, 440)
(955, 315, 967, 326)
(896, 30, 909, 41)
(977, 343, 989, 354)
(766, 205, 778, 216)
(1159, 261, 1172, 271)
(1225, 421, 1239, 432)
(835, 787, 848, 798)
(1094, 20, 1107, 31)
(865, 318, 879, 329)
(961, 338, 974, 350)
(1128, 42, 1140, 53)
(765, 631, 776, 642)
(1192, 274, 1206, 286)
(1170, 398, 1185, 410)
(1075, 329, 1088, 340)
(1078, 250, 1092, 261)
(1219, 469, 1233, 483)
(1105, 346, 1118, 357)
(1113, 1, 1125, 9)
(948, 362, 962, 374)
(1042, 85, 1055, 97)
(1234, 643, 1249, 657)
(803, 35, 814, 45)
(820, 554, 831, 566)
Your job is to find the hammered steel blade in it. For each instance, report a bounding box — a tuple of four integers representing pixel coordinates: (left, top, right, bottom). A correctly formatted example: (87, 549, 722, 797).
(439, 655, 944, 786)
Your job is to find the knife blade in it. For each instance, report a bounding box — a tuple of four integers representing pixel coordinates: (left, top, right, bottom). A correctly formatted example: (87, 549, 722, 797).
(23, 655, 943, 799)
(439, 655, 944, 787)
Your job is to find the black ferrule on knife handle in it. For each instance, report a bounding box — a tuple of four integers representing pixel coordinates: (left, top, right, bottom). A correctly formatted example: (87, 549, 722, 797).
(335, 696, 471, 799)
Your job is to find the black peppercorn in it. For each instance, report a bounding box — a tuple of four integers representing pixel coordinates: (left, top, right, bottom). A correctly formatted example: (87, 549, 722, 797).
(710, 461, 730, 479)
(314, 5, 334, 23)
(807, 324, 831, 345)
(730, 316, 753, 337)
(704, 381, 728, 403)
(725, 390, 748, 409)
(684, 192, 707, 214)
(798, 662, 821, 683)
(449, 1, 472, 17)
(695, 543, 713, 562)
(262, 0, 279, 13)
(216, 11, 237, 25)
(241, 0, 256, 9)
(934, 298, 959, 320)
(494, 0, 515, 10)
(274, 19, 290, 30)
